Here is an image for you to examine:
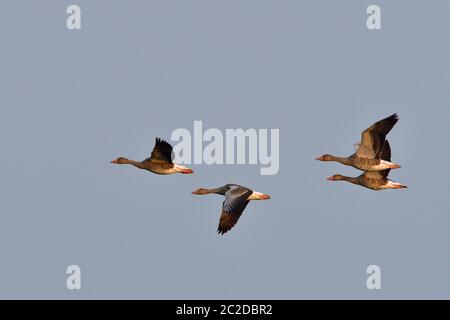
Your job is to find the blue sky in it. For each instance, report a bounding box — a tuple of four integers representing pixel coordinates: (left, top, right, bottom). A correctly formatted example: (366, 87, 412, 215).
(0, 0, 449, 299)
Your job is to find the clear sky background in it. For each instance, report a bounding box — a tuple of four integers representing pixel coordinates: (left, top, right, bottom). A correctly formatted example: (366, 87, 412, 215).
(1, 0, 449, 299)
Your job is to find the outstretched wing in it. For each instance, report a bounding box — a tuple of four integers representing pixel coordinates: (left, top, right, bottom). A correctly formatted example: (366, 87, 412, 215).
(147, 138, 173, 163)
(356, 114, 398, 159)
(217, 186, 253, 235)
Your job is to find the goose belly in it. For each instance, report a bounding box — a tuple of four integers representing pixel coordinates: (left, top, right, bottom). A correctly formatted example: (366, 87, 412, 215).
(354, 159, 394, 171)
(360, 181, 384, 191)
(382, 180, 407, 189)
(369, 162, 394, 171)
(148, 165, 177, 175)
(149, 168, 174, 175)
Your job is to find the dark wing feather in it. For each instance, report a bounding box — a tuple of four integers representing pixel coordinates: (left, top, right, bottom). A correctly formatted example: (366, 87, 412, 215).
(217, 186, 253, 235)
(356, 114, 398, 159)
(380, 169, 390, 179)
(148, 138, 173, 163)
(379, 140, 392, 178)
(380, 140, 391, 162)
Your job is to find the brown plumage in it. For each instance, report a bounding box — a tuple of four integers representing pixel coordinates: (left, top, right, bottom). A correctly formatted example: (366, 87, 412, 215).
(326, 141, 407, 190)
(192, 184, 271, 235)
(111, 138, 193, 175)
(316, 114, 401, 171)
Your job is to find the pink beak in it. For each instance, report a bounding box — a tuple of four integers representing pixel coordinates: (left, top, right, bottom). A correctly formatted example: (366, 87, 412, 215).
(326, 176, 334, 181)
(316, 156, 323, 161)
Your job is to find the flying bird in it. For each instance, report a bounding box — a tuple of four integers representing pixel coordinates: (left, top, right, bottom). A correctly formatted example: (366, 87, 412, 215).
(192, 184, 271, 235)
(111, 138, 193, 175)
(316, 114, 401, 171)
(326, 140, 407, 190)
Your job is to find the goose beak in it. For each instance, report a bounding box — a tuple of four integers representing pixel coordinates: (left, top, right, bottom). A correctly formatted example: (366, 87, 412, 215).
(316, 156, 323, 161)
(110, 159, 118, 164)
(261, 194, 271, 200)
(191, 190, 200, 195)
(326, 176, 334, 181)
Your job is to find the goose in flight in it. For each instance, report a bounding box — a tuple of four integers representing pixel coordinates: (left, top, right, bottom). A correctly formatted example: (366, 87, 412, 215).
(326, 140, 407, 190)
(316, 114, 401, 171)
(192, 184, 271, 235)
(111, 138, 193, 175)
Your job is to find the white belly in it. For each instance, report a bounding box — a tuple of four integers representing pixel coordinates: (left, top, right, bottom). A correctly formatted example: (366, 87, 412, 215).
(371, 160, 399, 171)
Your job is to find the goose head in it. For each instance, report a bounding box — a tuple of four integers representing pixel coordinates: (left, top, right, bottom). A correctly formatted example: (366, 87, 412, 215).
(191, 188, 211, 195)
(327, 174, 345, 181)
(316, 154, 334, 161)
(110, 157, 129, 164)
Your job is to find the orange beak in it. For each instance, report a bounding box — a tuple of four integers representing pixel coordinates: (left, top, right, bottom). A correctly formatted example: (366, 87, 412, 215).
(316, 156, 323, 161)
(110, 159, 119, 164)
(261, 194, 271, 200)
